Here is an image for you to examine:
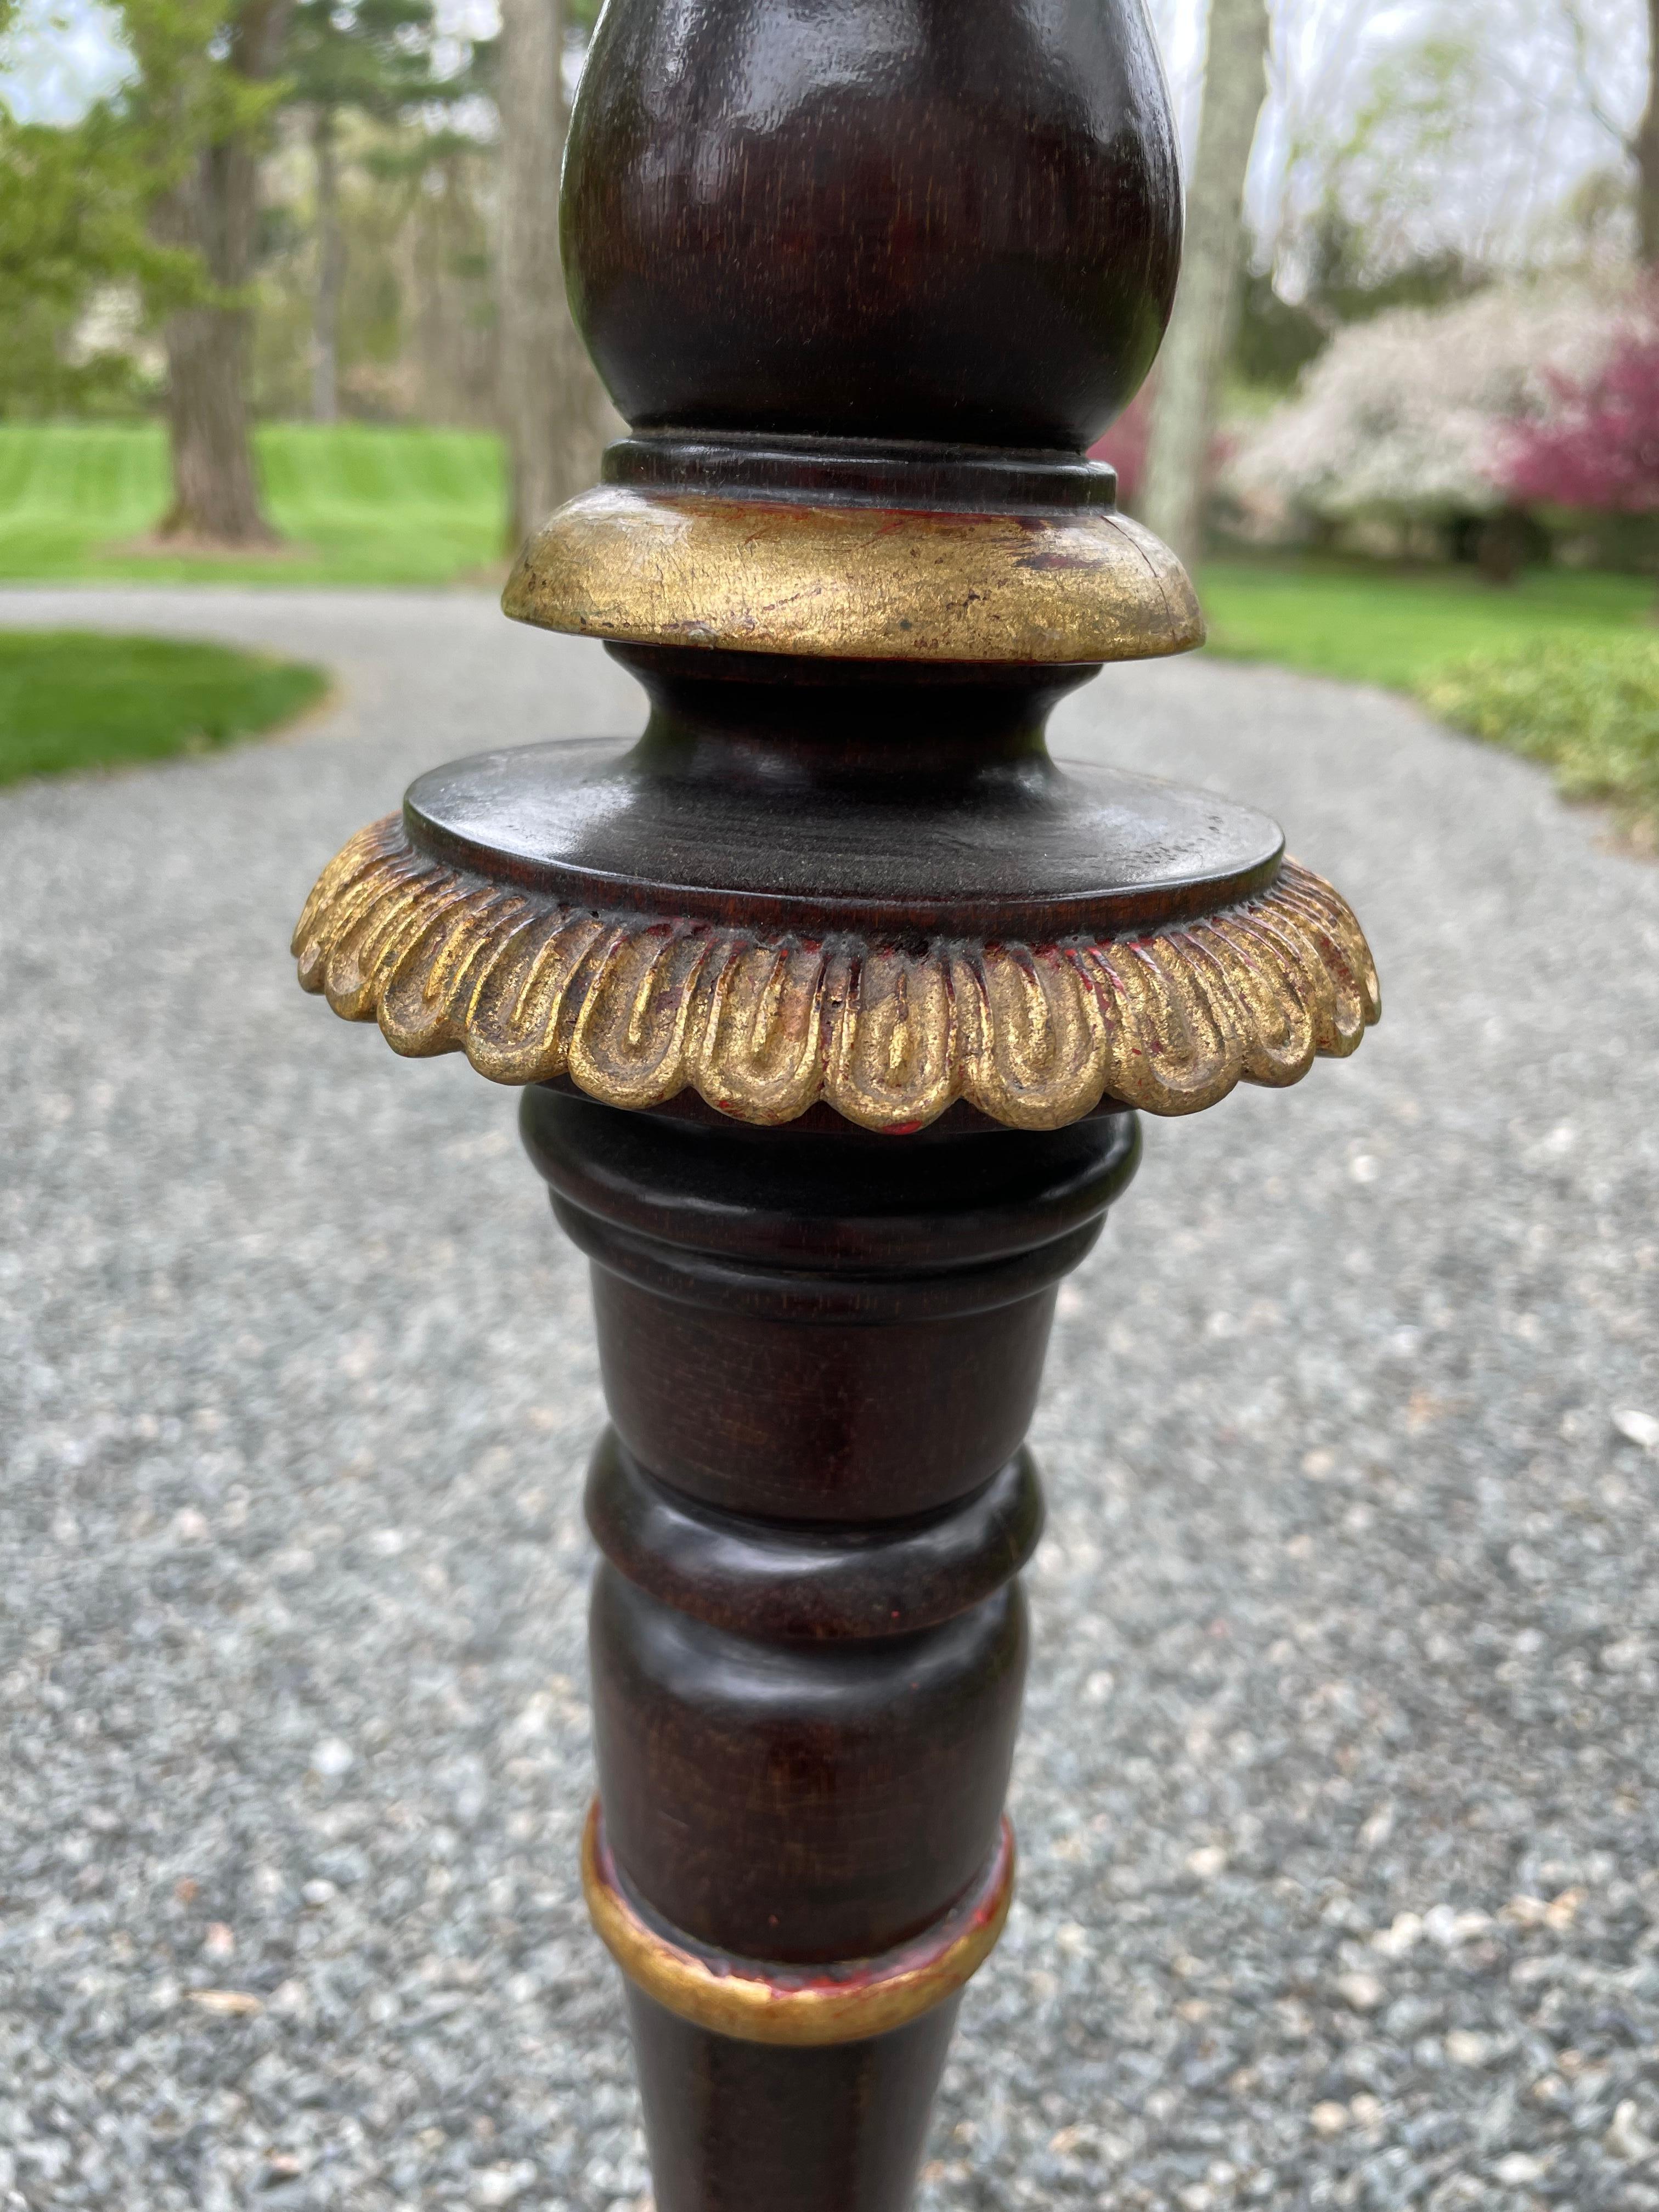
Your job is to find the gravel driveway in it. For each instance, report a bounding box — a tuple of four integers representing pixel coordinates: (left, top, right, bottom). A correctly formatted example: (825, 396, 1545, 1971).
(3, 585, 1658, 2212)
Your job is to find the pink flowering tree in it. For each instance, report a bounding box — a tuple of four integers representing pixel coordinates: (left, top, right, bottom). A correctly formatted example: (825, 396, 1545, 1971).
(1090, 386, 1235, 522)
(1090, 387, 1154, 511)
(1502, 323, 1659, 518)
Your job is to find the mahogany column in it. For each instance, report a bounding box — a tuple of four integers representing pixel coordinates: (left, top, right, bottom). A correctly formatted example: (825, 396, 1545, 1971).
(292, 4, 1380, 2205)
(527, 1085, 1136, 2210)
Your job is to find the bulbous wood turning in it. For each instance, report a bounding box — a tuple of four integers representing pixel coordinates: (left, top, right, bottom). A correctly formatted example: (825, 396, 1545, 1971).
(512, 0, 1195, 669)
(562, 0, 1182, 449)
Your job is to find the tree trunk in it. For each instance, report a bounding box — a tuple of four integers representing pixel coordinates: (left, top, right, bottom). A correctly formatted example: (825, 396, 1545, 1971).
(1141, 0, 1272, 569)
(496, 0, 620, 550)
(154, 0, 295, 545)
(1638, 0, 1659, 266)
(312, 105, 343, 424)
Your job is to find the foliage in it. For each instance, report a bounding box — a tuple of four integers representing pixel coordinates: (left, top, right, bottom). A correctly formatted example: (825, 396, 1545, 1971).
(1222, 280, 1637, 531)
(1237, 205, 1483, 384)
(1258, 3, 1645, 308)
(0, 0, 297, 420)
(0, 419, 504, 582)
(1502, 316, 1659, 516)
(1199, 558, 1652, 691)
(253, 119, 497, 422)
(0, 93, 193, 415)
(123, 0, 277, 129)
(0, 0, 495, 436)
(1231, 272, 1325, 394)
(1276, 32, 1488, 298)
(278, 0, 487, 421)
(1206, 554, 1659, 844)
(1232, 210, 1486, 398)
(109, 0, 295, 276)
(1421, 634, 1659, 846)
(286, 0, 442, 121)
(1303, 233, 1479, 331)
(0, 629, 327, 781)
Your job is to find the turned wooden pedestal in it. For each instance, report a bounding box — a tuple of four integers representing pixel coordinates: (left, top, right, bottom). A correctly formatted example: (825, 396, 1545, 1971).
(292, 1, 1379, 2200)
(526, 1087, 1134, 2208)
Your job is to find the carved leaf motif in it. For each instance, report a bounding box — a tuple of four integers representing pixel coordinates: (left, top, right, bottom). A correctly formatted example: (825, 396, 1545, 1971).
(1087, 938, 1242, 1115)
(569, 925, 715, 1109)
(377, 890, 532, 1057)
(324, 871, 461, 1022)
(292, 817, 404, 983)
(691, 939, 828, 1125)
(1271, 865, 1380, 1042)
(295, 849, 407, 997)
(965, 947, 1110, 1130)
(825, 948, 958, 1131)
(292, 820, 1380, 1131)
(464, 912, 611, 1084)
(1192, 911, 1322, 1087)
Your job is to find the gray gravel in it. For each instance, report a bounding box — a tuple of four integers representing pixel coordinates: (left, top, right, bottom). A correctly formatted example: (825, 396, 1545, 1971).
(3, 584, 1658, 2212)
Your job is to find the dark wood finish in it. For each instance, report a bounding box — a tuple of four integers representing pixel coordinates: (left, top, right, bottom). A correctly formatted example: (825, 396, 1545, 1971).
(562, 0, 1181, 449)
(521, 1087, 1138, 2206)
(404, 651, 1284, 944)
(585, 1432, 1044, 1640)
(627, 1991, 963, 2212)
(501, 10, 1182, 2194)
(291, 0, 1378, 2194)
(307, 2, 1220, 2202)
(523, 1086, 1137, 1520)
(603, 431, 1121, 512)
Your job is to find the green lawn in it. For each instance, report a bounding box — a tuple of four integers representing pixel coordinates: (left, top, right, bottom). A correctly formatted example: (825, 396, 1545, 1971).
(1200, 558, 1654, 690)
(2, 424, 1650, 662)
(0, 422, 506, 585)
(0, 631, 329, 782)
(3, 425, 1656, 824)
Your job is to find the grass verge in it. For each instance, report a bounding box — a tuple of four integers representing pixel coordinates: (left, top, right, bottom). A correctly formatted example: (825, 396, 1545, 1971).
(1421, 634, 1659, 851)
(1201, 557, 1659, 846)
(0, 631, 329, 783)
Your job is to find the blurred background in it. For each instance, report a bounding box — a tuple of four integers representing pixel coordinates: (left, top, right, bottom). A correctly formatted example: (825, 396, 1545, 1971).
(0, 0, 1655, 821)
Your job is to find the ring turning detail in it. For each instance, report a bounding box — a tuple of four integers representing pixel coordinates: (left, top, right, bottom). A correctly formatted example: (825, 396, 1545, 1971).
(583, 1802, 1017, 2047)
(294, 816, 1378, 1132)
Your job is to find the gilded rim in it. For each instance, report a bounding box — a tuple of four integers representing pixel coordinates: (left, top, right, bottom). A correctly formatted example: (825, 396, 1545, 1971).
(292, 816, 1380, 1132)
(581, 1799, 1015, 2046)
(502, 484, 1205, 664)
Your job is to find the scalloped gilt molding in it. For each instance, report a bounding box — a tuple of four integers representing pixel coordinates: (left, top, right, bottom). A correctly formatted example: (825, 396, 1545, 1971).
(293, 817, 1380, 1133)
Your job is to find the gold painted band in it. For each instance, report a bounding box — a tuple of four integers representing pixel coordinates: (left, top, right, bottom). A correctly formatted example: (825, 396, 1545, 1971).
(580, 1799, 1016, 2047)
(503, 484, 1205, 665)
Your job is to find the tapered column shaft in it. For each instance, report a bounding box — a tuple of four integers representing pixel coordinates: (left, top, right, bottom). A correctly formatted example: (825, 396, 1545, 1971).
(522, 1086, 1138, 2211)
(625, 1993, 963, 2212)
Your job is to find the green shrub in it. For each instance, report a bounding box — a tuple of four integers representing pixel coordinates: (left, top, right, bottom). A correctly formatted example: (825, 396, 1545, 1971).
(0, 631, 329, 783)
(1420, 630, 1659, 848)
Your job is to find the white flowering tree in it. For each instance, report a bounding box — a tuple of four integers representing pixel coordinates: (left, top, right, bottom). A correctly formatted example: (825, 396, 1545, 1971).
(1221, 279, 1641, 540)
